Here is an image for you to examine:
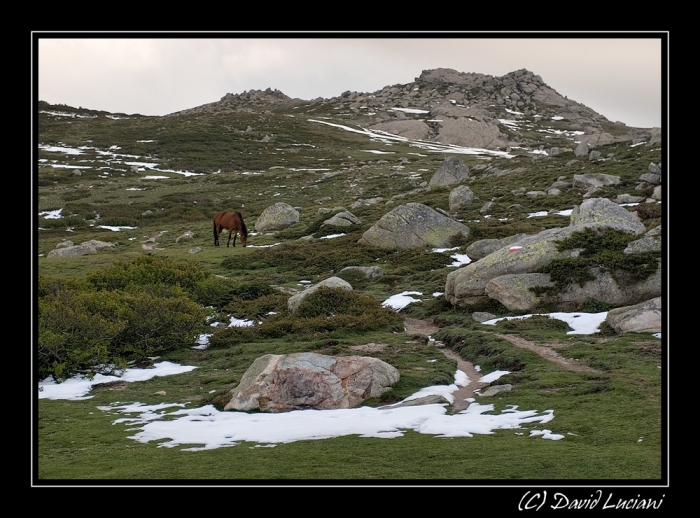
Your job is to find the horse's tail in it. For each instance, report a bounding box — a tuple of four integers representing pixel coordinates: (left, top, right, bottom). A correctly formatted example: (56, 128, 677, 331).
(236, 212, 248, 236)
(213, 217, 218, 241)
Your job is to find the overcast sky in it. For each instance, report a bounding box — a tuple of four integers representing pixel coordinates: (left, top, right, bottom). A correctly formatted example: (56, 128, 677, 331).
(35, 34, 665, 129)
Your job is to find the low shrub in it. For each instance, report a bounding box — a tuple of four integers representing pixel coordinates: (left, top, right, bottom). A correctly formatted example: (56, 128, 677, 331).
(582, 298, 613, 313)
(209, 288, 403, 347)
(635, 203, 662, 221)
(87, 256, 209, 294)
(495, 314, 571, 332)
(223, 292, 287, 320)
(38, 285, 206, 381)
(190, 276, 241, 308)
(533, 228, 661, 295)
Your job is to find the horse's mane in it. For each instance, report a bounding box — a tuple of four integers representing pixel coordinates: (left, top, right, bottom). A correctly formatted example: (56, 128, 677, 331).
(236, 211, 248, 236)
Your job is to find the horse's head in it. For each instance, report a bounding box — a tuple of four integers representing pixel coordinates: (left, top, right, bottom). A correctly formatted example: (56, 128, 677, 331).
(240, 233, 248, 247)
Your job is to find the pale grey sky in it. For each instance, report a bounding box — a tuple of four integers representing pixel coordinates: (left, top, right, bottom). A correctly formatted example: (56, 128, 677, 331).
(35, 34, 666, 129)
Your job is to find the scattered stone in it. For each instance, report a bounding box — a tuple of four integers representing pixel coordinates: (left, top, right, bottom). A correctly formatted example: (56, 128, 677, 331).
(480, 384, 513, 397)
(339, 266, 384, 280)
(615, 194, 646, 204)
(255, 202, 300, 231)
(479, 201, 495, 214)
(605, 297, 661, 334)
(574, 141, 589, 157)
(472, 312, 497, 323)
(465, 234, 529, 261)
(223, 352, 400, 412)
(358, 203, 470, 249)
(288, 276, 353, 312)
(525, 191, 547, 200)
(351, 197, 384, 208)
(429, 156, 470, 188)
(323, 211, 361, 227)
(572, 173, 621, 189)
(46, 240, 115, 258)
(449, 185, 477, 211)
(381, 394, 451, 408)
(175, 230, 195, 243)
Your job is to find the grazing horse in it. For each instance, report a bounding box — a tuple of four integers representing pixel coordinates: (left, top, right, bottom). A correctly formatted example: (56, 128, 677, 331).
(213, 211, 248, 247)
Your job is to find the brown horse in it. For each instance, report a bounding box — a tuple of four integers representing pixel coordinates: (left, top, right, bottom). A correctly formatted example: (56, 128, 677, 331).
(213, 211, 248, 247)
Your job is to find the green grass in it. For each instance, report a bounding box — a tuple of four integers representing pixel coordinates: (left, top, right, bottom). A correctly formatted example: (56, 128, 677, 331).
(37, 329, 662, 480)
(35, 100, 664, 482)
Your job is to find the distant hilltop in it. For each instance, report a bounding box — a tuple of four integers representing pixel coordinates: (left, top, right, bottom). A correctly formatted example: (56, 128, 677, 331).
(165, 67, 658, 151)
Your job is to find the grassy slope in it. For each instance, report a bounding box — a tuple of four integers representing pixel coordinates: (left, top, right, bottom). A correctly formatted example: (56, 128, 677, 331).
(35, 100, 664, 481)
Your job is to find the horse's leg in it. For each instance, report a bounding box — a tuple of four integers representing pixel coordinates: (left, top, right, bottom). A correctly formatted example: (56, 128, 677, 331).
(227, 230, 232, 247)
(232, 232, 237, 247)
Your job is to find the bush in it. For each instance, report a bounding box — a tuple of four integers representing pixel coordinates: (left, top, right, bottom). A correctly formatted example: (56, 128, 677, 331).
(534, 228, 661, 295)
(87, 256, 209, 294)
(232, 281, 275, 301)
(209, 288, 403, 347)
(496, 314, 571, 332)
(223, 293, 287, 320)
(582, 298, 613, 313)
(38, 273, 207, 381)
(636, 203, 662, 221)
(190, 276, 240, 308)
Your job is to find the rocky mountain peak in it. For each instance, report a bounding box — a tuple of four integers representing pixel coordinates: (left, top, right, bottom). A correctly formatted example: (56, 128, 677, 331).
(221, 88, 291, 103)
(168, 87, 295, 116)
(163, 67, 652, 150)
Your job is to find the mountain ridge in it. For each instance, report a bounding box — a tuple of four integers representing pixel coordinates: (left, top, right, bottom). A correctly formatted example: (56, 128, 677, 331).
(164, 67, 656, 152)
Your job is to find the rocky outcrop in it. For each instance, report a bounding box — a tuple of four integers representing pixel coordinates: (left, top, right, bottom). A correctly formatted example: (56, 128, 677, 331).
(572, 173, 621, 190)
(485, 273, 553, 312)
(569, 197, 645, 234)
(465, 234, 530, 261)
(366, 120, 431, 141)
(46, 240, 115, 258)
(287, 276, 353, 312)
(624, 226, 661, 254)
(429, 157, 470, 188)
(436, 119, 507, 149)
(169, 88, 297, 116)
(223, 352, 400, 412)
(358, 203, 470, 249)
(555, 263, 661, 310)
(323, 210, 361, 227)
(449, 185, 477, 211)
(604, 297, 662, 334)
(446, 226, 581, 306)
(255, 202, 300, 232)
(445, 198, 648, 307)
(485, 262, 661, 312)
(165, 67, 652, 152)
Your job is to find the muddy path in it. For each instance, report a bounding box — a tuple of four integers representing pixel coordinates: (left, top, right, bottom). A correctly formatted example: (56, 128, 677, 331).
(403, 318, 489, 411)
(494, 334, 601, 373)
(402, 318, 601, 410)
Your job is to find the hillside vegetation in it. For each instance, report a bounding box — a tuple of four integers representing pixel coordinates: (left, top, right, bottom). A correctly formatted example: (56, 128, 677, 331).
(35, 68, 665, 481)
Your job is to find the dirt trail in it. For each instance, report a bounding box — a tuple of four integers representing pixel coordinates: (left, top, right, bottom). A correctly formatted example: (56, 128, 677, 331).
(495, 334, 601, 373)
(402, 318, 600, 410)
(403, 318, 489, 411)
